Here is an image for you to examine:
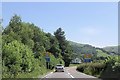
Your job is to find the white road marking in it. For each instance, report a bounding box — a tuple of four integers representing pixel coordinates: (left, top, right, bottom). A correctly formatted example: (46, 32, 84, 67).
(42, 72, 53, 78)
(66, 68, 74, 78)
(67, 72, 74, 78)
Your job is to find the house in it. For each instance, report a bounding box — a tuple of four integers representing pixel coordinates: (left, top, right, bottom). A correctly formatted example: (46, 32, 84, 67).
(71, 58, 81, 64)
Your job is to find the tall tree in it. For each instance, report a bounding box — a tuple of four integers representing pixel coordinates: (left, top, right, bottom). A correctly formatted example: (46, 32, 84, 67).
(3, 14, 22, 35)
(54, 28, 66, 52)
(54, 28, 73, 66)
(46, 33, 61, 58)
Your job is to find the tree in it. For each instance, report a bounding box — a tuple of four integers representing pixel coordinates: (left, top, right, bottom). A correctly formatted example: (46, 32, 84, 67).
(2, 15, 23, 45)
(2, 14, 65, 78)
(54, 28, 66, 52)
(3, 14, 22, 35)
(54, 28, 73, 66)
(46, 33, 61, 58)
(9, 14, 22, 32)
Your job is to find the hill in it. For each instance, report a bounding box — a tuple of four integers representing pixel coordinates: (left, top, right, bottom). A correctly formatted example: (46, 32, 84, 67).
(69, 41, 97, 60)
(69, 41, 96, 54)
(103, 46, 118, 55)
(69, 41, 111, 60)
(96, 49, 110, 57)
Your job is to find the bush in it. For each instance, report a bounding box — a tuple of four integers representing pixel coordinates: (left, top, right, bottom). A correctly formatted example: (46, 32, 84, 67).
(2, 40, 38, 78)
(77, 56, 120, 78)
(77, 63, 105, 76)
(99, 56, 120, 78)
(84, 66, 93, 75)
(77, 63, 87, 72)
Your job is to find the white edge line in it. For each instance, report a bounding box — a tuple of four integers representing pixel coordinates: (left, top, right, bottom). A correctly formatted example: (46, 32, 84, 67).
(45, 72, 53, 78)
(40, 72, 53, 80)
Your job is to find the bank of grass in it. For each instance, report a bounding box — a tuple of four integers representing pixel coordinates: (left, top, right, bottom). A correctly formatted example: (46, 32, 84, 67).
(15, 58, 62, 78)
(2, 66, 53, 78)
(2, 57, 64, 78)
(17, 67, 47, 78)
(17, 68, 54, 78)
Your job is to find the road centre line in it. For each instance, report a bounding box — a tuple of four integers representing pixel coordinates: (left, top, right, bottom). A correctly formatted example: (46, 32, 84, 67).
(67, 72, 74, 78)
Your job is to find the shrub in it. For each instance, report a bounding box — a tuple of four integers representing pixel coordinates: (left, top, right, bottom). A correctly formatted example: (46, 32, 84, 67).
(84, 66, 93, 75)
(77, 63, 87, 72)
(77, 62, 105, 76)
(99, 56, 120, 78)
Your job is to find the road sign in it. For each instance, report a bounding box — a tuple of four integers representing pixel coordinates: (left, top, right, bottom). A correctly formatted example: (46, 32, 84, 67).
(84, 54, 92, 63)
(45, 57, 50, 62)
(84, 58, 91, 62)
(84, 54, 92, 59)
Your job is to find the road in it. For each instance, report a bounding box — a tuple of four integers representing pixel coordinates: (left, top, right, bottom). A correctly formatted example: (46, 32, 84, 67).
(41, 66, 101, 79)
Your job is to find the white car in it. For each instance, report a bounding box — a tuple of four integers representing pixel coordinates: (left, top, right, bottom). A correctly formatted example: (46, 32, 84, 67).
(55, 64, 64, 72)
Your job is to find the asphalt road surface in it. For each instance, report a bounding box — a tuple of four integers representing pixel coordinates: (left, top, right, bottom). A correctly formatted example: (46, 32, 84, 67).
(41, 66, 100, 79)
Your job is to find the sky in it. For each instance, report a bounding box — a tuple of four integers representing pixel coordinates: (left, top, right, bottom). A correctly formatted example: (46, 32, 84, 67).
(2, 2, 118, 48)
(1, 0, 119, 2)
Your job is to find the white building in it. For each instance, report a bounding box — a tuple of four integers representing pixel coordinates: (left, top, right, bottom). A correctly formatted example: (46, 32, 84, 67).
(71, 58, 81, 64)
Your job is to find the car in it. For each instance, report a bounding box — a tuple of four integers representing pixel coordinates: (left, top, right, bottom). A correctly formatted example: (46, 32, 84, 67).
(55, 64, 64, 72)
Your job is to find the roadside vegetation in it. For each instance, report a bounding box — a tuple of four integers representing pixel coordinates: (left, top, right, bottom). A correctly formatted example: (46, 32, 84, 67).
(2, 15, 73, 78)
(77, 56, 120, 78)
(71, 41, 120, 78)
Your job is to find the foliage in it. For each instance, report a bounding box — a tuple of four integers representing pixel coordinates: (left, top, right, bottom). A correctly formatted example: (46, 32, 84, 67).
(2, 40, 35, 78)
(49, 53, 64, 69)
(77, 62, 105, 77)
(46, 33, 61, 58)
(54, 28, 73, 66)
(77, 56, 120, 78)
(100, 56, 120, 78)
(2, 14, 69, 78)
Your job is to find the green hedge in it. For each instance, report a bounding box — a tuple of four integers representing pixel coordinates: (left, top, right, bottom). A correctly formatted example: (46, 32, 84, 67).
(77, 63, 105, 76)
(77, 56, 120, 78)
